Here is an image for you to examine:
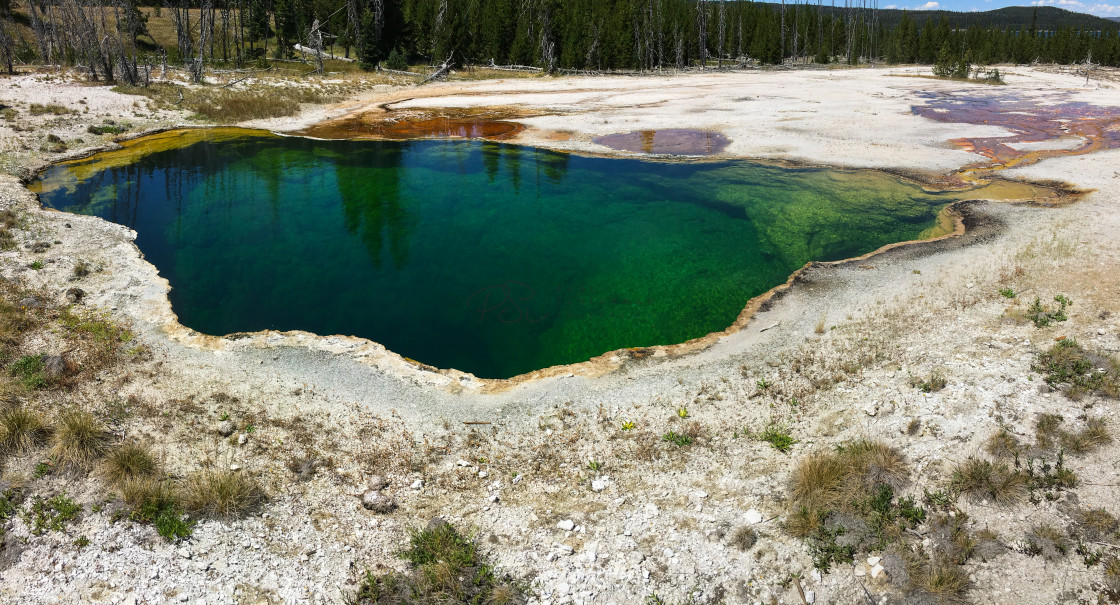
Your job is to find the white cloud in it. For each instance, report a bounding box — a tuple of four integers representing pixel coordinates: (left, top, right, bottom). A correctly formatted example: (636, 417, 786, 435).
(917, 1, 939, 8)
(1029, 0, 1120, 16)
(884, 4, 898, 8)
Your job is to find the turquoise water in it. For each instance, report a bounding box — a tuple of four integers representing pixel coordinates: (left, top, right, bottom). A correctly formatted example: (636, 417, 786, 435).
(35, 132, 952, 378)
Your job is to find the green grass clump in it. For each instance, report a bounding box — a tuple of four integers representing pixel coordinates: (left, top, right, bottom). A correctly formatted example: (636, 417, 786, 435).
(9, 354, 48, 389)
(121, 478, 194, 542)
(910, 370, 947, 393)
(182, 468, 265, 518)
(23, 493, 81, 535)
(1033, 339, 1119, 400)
(0, 406, 49, 453)
(350, 520, 523, 604)
(757, 424, 797, 453)
(661, 430, 693, 447)
(50, 410, 109, 469)
(1026, 294, 1071, 328)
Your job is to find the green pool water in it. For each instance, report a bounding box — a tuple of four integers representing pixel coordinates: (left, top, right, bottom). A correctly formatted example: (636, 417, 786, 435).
(35, 131, 955, 378)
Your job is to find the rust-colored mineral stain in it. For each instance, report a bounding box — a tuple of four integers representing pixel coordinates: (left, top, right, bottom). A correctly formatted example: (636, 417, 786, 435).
(301, 113, 524, 141)
(913, 91, 1120, 184)
(593, 129, 731, 156)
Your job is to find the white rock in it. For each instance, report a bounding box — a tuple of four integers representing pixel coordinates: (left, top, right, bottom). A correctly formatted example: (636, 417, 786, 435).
(488, 494, 499, 503)
(871, 563, 886, 579)
(557, 519, 575, 531)
(178, 547, 192, 559)
(591, 480, 607, 492)
(360, 490, 396, 513)
(805, 589, 816, 604)
(456, 459, 470, 467)
(811, 569, 822, 582)
(867, 556, 881, 566)
(744, 509, 764, 524)
(854, 567, 867, 577)
(864, 403, 878, 416)
(411, 479, 423, 489)
(237, 433, 248, 445)
(229, 463, 241, 471)
(1099, 328, 1107, 335)
(478, 471, 488, 478)
(695, 490, 708, 499)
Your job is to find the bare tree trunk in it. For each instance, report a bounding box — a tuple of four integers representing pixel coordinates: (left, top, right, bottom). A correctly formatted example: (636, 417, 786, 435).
(717, 0, 725, 68)
(309, 18, 325, 74)
(781, 0, 786, 63)
(696, 0, 707, 68)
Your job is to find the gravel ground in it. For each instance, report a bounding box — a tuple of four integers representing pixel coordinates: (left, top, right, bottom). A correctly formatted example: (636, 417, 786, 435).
(1, 66, 1119, 605)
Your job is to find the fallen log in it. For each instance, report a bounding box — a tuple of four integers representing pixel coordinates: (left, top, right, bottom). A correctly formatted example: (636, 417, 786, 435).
(419, 53, 454, 85)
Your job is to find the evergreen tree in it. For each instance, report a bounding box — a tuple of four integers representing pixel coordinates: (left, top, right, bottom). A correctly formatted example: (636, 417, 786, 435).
(248, 0, 271, 44)
(275, 0, 298, 57)
(932, 40, 953, 76)
(358, 8, 381, 70)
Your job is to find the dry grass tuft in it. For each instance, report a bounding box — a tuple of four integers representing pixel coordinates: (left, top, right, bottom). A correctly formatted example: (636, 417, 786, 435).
(0, 406, 49, 453)
(103, 442, 158, 485)
(730, 526, 759, 551)
(985, 429, 1020, 459)
(119, 476, 177, 510)
(182, 468, 265, 518)
(1062, 418, 1112, 455)
(1076, 507, 1119, 541)
(1106, 557, 1120, 593)
(350, 520, 523, 604)
(1024, 523, 1070, 560)
(950, 458, 1027, 506)
(918, 555, 970, 604)
(115, 82, 335, 123)
(1035, 413, 1065, 449)
(50, 410, 109, 469)
(787, 439, 910, 538)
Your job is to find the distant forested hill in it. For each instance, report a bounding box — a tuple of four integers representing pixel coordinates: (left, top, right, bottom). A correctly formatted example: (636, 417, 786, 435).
(8, 0, 1120, 81)
(761, 5, 1120, 31)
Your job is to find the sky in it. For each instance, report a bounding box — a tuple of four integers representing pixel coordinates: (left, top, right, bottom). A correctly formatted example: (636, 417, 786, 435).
(878, 0, 1120, 18)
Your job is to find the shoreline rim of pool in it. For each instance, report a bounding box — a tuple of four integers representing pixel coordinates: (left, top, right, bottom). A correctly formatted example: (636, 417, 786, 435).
(25, 126, 1079, 390)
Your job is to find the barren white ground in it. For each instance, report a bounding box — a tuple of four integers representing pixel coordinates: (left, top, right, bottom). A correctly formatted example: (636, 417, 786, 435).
(0, 65, 1118, 605)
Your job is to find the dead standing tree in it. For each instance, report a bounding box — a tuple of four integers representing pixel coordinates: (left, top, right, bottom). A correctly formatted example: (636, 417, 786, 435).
(696, 0, 707, 68)
(309, 18, 325, 74)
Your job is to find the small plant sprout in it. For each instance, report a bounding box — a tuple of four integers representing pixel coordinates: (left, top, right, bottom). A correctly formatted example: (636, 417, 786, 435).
(587, 460, 602, 472)
(999, 287, 1016, 298)
(757, 377, 770, 391)
(662, 430, 693, 447)
(219, 412, 229, 421)
(677, 407, 689, 419)
(244, 425, 256, 433)
(620, 420, 635, 431)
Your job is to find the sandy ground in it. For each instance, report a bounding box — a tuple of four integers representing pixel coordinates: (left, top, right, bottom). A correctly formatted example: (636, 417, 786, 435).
(0, 66, 1119, 605)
